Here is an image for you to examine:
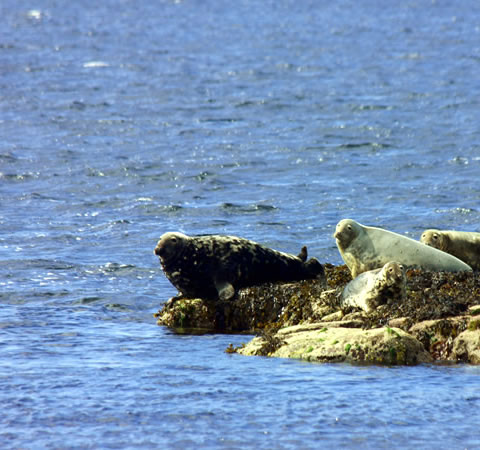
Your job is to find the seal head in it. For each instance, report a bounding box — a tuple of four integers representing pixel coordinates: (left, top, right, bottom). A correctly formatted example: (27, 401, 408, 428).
(421, 229, 480, 271)
(421, 230, 447, 251)
(154, 232, 189, 262)
(334, 219, 361, 251)
(341, 261, 406, 312)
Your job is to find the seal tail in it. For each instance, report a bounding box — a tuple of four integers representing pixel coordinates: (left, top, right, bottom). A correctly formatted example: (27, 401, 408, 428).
(297, 246, 308, 262)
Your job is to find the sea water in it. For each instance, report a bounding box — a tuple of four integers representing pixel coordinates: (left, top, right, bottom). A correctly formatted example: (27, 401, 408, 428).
(1, 0, 480, 448)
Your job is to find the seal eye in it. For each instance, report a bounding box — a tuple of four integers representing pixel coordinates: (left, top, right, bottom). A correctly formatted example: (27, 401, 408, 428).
(347, 225, 352, 231)
(432, 234, 438, 240)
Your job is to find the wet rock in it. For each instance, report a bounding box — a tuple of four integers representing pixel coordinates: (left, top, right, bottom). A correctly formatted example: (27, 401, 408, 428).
(154, 265, 347, 332)
(408, 317, 469, 359)
(153, 298, 217, 330)
(238, 324, 432, 365)
(451, 329, 480, 364)
(155, 278, 329, 332)
(154, 264, 480, 364)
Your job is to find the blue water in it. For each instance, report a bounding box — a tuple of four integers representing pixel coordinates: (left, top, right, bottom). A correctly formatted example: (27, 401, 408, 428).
(2, 0, 480, 448)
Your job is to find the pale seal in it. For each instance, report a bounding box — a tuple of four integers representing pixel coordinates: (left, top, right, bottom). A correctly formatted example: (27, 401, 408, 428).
(420, 229, 480, 271)
(154, 232, 325, 301)
(340, 261, 407, 313)
(334, 219, 472, 278)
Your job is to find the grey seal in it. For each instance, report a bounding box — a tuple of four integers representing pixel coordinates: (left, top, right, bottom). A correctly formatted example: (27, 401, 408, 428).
(334, 219, 472, 278)
(340, 261, 406, 313)
(420, 229, 480, 271)
(154, 232, 325, 301)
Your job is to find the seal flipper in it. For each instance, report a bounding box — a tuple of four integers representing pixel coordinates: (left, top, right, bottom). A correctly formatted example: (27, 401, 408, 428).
(297, 246, 308, 262)
(165, 293, 184, 307)
(214, 279, 235, 301)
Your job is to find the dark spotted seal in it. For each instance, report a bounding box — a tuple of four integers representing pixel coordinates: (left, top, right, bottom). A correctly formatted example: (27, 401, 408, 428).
(420, 229, 480, 271)
(154, 232, 325, 301)
(334, 219, 472, 278)
(340, 261, 407, 313)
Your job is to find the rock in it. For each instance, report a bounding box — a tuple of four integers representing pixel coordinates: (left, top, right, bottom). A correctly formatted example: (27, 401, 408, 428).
(469, 304, 480, 315)
(467, 314, 480, 329)
(452, 329, 480, 364)
(155, 278, 330, 332)
(321, 311, 344, 322)
(408, 317, 469, 361)
(155, 264, 480, 364)
(388, 317, 413, 331)
(238, 324, 432, 365)
(154, 298, 217, 330)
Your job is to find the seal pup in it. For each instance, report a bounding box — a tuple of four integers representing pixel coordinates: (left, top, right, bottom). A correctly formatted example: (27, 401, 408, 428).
(334, 219, 472, 277)
(154, 232, 325, 301)
(340, 261, 406, 313)
(421, 229, 480, 271)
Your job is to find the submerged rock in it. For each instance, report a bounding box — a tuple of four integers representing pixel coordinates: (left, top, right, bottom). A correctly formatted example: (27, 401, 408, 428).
(154, 264, 480, 365)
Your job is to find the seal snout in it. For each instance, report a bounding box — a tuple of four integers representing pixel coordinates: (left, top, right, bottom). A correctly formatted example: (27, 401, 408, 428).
(154, 243, 163, 257)
(154, 232, 186, 261)
(333, 228, 344, 241)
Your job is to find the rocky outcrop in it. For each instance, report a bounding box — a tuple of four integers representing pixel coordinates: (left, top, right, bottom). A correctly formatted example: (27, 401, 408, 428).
(451, 314, 480, 364)
(238, 323, 432, 365)
(452, 330, 480, 364)
(155, 264, 480, 365)
(154, 278, 330, 332)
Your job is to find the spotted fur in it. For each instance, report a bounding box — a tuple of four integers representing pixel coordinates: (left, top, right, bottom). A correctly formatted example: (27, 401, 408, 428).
(154, 232, 325, 301)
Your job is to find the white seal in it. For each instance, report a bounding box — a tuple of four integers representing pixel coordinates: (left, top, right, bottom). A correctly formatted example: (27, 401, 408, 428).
(420, 229, 480, 271)
(334, 219, 472, 277)
(340, 261, 406, 313)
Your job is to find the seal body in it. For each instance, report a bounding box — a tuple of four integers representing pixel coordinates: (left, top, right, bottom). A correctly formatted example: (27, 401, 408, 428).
(421, 229, 480, 271)
(341, 261, 406, 313)
(334, 219, 472, 278)
(154, 232, 325, 301)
